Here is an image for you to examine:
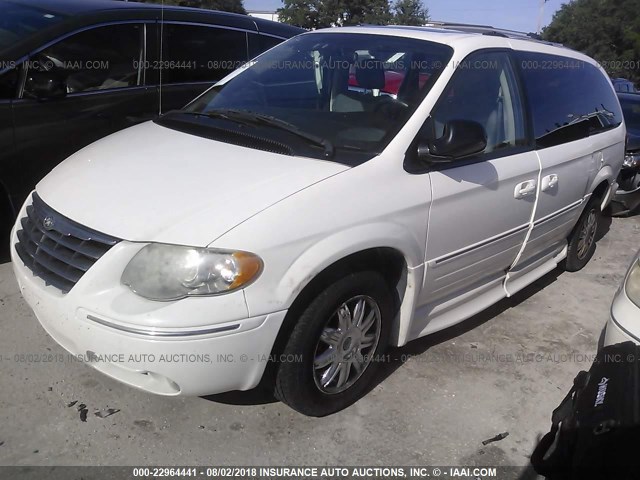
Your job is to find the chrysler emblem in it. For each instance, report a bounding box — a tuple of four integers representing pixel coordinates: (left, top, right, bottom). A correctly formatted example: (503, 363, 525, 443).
(43, 216, 55, 230)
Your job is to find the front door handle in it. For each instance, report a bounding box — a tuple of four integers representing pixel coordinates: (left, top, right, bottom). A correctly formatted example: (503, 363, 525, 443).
(541, 174, 558, 192)
(514, 180, 537, 199)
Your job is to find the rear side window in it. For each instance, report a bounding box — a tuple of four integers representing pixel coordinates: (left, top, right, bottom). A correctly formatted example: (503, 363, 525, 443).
(162, 25, 248, 84)
(517, 52, 623, 149)
(247, 33, 284, 59)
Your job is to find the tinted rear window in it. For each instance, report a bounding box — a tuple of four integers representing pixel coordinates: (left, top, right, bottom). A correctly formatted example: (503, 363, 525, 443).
(0, 1, 67, 51)
(162, 24, 248, 84)
(247, 33, 284, 58)
(517, 52, 623, 148)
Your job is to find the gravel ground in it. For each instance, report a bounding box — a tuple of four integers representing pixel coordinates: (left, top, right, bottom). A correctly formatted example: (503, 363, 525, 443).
(0, 214, 638, 479)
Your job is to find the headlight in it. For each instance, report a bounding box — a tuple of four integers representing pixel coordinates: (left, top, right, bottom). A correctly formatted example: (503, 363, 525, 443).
(624, 153, 640, 169)
(121, 244, 262, 301)
(625, 259, 640, 308)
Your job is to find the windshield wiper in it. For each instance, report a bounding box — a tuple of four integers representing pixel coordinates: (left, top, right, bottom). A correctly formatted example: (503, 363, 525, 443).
(185, 109, 335, 158)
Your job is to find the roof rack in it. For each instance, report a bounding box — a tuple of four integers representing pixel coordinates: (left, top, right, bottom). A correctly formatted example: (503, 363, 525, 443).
(423, 21, 563, 47)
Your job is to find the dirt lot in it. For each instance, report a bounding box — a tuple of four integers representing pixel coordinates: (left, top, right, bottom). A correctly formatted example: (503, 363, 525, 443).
(0, 215, 638, 478)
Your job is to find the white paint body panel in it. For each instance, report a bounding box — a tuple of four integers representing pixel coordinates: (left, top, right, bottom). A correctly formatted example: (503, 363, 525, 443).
(604, 252, 640, 347)
(37, 121, 349, 247)
(12, 26, 627, 396)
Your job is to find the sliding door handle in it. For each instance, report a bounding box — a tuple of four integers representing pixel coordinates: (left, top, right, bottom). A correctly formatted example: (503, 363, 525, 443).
(514, 180, 537, 199)
(541, 174, 558, 192)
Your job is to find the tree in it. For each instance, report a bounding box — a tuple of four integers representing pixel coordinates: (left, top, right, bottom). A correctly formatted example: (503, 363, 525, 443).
(279, 0, 392, 28)
(279, 0, 428, 28)
(278, 0, 322, 29)
(138, 0, 246, 15)
(392, 0, 428, 26)
(543, 0, 640, 83)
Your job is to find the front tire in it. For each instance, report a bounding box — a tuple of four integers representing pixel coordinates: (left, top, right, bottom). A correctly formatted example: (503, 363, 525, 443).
(274, 271, 393, 416)
(560, 196, 601, 272)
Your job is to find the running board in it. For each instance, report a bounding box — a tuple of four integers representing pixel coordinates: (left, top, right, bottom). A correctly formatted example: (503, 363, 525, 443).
(504, 245, 567, 297)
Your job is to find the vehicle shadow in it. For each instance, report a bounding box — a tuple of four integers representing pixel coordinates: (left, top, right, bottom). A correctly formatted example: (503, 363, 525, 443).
(596, 210, 613, 242)
(366, 268, 561, 395)
(203, 268, 562, 409)
(203, 385, 279, 406)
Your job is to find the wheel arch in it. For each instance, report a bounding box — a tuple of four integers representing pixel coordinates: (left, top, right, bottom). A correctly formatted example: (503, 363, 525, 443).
(270, 221, 424, 308)
(260, 231, 424, 388)
(588, 167, 616, 211)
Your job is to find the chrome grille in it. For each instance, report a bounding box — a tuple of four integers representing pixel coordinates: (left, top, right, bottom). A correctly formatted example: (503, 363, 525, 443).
(14, 193, 120, 293)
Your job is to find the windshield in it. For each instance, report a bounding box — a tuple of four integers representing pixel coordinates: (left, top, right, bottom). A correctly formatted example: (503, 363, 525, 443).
(0, 1, 67, 52)
(621, 96, 640, 130)
(181, 32, 453, 161)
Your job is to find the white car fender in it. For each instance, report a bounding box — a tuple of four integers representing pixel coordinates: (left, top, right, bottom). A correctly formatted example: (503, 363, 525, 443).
(233, 221, 423, 306)
(589, 165, 617, 210)
(272, 223, 424, 346)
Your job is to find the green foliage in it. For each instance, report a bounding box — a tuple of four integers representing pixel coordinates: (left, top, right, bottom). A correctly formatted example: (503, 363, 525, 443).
(391, 0, 429, 26)
(278, 0, 428, 28)
(138, 0, 246, 15)
(543, 0, 640, 83)
(277, 0, 322, 29)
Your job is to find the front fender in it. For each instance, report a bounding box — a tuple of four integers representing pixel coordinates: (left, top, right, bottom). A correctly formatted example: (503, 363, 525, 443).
(236, 221, 424, 316)
(224, 221, 425, 347)
(589, 165, 615, 210)
(275, 222, 423, 305)
(267, 222, 425, 347)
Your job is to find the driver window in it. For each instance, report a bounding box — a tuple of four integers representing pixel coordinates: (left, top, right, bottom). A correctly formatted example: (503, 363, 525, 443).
(431, 52, 526, 156)
(23, 23, 143, 98)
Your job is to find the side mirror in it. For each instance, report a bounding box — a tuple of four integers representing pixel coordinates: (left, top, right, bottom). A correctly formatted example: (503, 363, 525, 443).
(418, 119, 487, 162)
(25, 71, 67, 100)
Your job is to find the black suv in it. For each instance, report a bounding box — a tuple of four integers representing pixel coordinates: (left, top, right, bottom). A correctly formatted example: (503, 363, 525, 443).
(0, 0, 302, 239)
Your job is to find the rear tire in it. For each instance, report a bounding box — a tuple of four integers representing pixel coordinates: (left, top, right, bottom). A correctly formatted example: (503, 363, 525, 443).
(560, 196, 601, 272)
(274, 271, 393, 417)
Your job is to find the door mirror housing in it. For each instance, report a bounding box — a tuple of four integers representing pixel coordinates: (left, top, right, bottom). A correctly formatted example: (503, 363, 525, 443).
(25, 72, 67, 100)
(418, 119, 487, 162)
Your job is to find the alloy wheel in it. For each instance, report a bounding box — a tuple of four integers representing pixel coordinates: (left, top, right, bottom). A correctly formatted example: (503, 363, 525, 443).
(312, 295, 382, 394)
(577, 208, 598, 260)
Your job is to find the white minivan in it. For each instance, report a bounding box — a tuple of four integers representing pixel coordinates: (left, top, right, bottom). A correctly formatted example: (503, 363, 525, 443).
(11, 24, 625, 416)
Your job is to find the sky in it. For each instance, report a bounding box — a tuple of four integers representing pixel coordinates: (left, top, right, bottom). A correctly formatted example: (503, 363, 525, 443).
(244, 0, 566, 34)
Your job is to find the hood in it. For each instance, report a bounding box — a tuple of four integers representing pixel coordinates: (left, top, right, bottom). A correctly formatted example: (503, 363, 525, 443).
(36, 121, 349, 246)
(627, 128, 640, 152)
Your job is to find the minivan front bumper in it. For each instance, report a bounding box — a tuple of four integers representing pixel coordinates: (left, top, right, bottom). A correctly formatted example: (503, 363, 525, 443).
(10, 221, 286, 397)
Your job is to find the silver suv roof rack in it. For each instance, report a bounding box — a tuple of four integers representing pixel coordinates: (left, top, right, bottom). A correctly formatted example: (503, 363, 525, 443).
(423, 21, 564, 47)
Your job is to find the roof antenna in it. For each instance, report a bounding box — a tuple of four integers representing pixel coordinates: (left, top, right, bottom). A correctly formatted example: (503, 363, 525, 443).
(159, 0, 165, 115)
